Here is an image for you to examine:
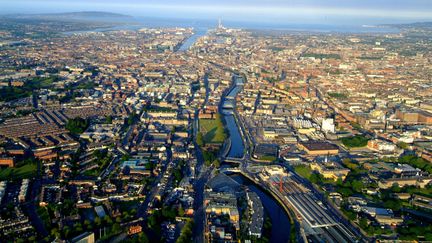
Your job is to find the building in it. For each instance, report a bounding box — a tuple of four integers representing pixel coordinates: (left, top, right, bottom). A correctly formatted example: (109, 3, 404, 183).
(0, 181, 7, 202)
(310, 159, 350, 181)
(71, 232, 95, 243)
(298, 141, 339, 155)
(246, 191, 264, 238)
(361, 207, 403, 226)
(18, 179, 29, 203)
(378, 177, 432, 189)
(128, 225, 143, 235)
(121, 160, 151, 175)
(396, 108, 432, 124)
(0, 157, 15, 167)
(322, 118, 335, 134)
(367, 139, 397, 152)
(412, 194, 432, 211)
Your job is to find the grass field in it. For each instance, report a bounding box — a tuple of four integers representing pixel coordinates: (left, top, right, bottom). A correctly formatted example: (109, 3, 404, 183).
(341, 135, 369, 148)
(293, 165, 312, 179)
(257, 155, 277, 162)
(0, 162, 37, 180)
(199, 116, 226, 144)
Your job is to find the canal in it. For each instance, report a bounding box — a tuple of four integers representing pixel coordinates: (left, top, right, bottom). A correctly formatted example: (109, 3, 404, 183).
(229, 173, 291, 243)
(223, 76, 245, 158)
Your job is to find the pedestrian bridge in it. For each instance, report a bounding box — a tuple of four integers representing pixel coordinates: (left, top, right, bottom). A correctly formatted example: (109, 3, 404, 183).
(223, 157, 243, 163)
(220, 167, 241, 173)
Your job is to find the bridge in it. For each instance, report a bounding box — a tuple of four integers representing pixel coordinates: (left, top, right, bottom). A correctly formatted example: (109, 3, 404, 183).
(223, 157, 244, 164)
(219, 167, 241, 173)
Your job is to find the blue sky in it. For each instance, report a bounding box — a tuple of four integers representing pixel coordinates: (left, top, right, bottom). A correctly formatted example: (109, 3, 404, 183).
(1, 0, 432, 25)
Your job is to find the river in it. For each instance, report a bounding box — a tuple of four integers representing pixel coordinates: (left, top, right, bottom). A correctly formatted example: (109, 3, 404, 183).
(229, 174, 291, 243)
(177, 29, 207, 51)
(223, 76, 245, 158)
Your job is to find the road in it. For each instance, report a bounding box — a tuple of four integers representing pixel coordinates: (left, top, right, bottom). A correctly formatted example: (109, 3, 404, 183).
(136, 146, 172, 219)
(192, 72, 213, 243)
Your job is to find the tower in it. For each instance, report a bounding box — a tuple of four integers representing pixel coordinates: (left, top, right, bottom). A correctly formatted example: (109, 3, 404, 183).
(218, 18, 223, 29)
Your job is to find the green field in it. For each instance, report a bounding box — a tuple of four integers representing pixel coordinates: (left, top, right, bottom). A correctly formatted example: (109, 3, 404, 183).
(341, 135, 369, 148)
(0, 76, 58, 102)
(257, 155, 277, 162)
(328, 92, 348, 99)
(294, 165, 312, 179)
(199, 116, 226, 144)
(303, 53, 341, 59)
(0, 162, 37, 180)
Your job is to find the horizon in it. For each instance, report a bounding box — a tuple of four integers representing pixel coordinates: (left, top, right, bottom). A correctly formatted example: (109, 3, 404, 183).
(2, 0, 432, 26)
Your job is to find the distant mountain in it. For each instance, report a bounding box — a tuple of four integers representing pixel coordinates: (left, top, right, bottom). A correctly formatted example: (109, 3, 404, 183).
(44, 11, 131, 18)
(12, 11, 132, 19)
(388, 22, 432, 29)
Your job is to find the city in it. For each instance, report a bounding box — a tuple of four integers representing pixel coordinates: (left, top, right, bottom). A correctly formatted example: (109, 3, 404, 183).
(1, 1, 432, 243)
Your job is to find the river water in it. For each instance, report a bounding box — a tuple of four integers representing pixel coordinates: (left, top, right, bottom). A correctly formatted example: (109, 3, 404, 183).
(229, 174, 291, 243)
(223, 76, 245, 158)
(177, 29, 207, 51)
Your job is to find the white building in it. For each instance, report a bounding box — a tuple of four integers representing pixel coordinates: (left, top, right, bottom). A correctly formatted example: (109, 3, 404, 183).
(322, 118, 335, 134)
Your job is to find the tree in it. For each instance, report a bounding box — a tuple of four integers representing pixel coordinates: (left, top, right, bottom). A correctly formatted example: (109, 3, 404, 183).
(73, 222, 83, 233)
(95, 216, 102, 226)
(352, 180, 364, 193)
(121, 154, 131, 161)
(397, 142, 409, 149)
(178, 206, 185, 217)
(112, 223, 122, 234)
(384, 200, 401, 211)
(336, 178, 343, 186)
(310, 173, 322, 184)
(148, 214, 159, 229)
(66, 117, 89, 134)
(127, 112, 138, 125)
(341, 135, 369, 148)
(344, 209, 357, 221)
(50, 228, 60, 238)
(138, 232, 149, 243)
(62, 225, 71, 238)
(342, 158, 359, 170)
(116, 216, 122, 223)
(84, 219, 92, 230)
(177, 220, 194, 243)
(162, 206, 176, 220)
(104, 215, 113, 225)
(359, 217, 368, 230)
(337, 187, 354, 197)
(196, 132, 204, 147)
(213, 159, 221, 168)
(173, 168, 182, 182)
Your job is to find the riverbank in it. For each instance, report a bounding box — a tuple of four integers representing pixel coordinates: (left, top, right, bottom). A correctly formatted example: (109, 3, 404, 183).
(228, 172, 296, 243)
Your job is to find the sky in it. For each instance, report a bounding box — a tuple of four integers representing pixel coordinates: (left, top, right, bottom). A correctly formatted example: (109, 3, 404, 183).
(1, 0, 432, 25)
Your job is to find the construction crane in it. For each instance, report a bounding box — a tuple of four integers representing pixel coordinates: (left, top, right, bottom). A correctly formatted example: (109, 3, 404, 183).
(271, 174, 284, 193)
